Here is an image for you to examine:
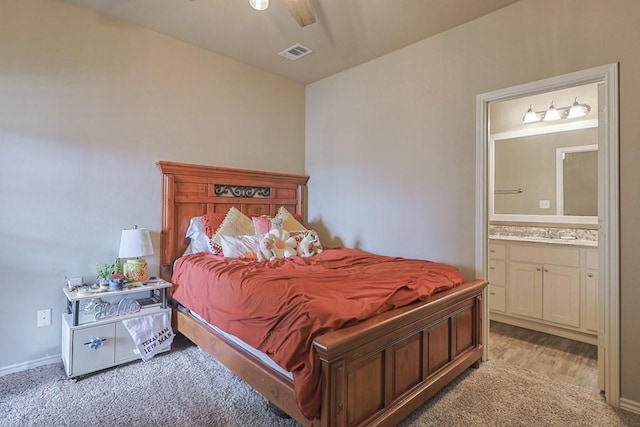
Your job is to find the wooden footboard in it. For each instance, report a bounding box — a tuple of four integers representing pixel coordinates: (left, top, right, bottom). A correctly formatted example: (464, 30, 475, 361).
(314, 279, 486, 427)
(174, 279, 486, 427)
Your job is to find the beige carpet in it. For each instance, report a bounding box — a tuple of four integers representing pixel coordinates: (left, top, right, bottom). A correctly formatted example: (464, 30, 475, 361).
(1, 345, 639, 427)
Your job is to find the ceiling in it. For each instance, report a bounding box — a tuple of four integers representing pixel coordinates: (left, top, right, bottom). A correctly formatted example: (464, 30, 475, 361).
(66, 0, 521, 85)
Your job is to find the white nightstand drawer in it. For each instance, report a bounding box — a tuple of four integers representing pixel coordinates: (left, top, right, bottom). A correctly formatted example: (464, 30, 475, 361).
(71, 323, 116, 376)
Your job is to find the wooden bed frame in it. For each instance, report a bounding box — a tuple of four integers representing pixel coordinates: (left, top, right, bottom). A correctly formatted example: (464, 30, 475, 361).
(158, 161, 487, 427)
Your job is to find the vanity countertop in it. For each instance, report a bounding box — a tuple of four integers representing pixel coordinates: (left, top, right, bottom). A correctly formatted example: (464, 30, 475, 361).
(489, 225, 597, 247)
(490, 234, 597, 247)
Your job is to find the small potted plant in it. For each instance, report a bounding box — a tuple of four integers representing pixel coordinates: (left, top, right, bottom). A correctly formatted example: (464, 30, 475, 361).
(96, 263, 113, 289)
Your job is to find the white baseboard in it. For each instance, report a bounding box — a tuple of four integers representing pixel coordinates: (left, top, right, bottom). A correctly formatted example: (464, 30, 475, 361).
(620, 398, 640, 415)
(0, 354, 62, 377)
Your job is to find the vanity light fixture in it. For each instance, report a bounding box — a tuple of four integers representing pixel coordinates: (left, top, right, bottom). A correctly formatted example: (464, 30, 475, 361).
(522, 97, 591, 124)
(249, 0, 269, 11)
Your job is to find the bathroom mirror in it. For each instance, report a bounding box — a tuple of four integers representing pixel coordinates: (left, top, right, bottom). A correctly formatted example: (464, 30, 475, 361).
(490, 121, 598, 224)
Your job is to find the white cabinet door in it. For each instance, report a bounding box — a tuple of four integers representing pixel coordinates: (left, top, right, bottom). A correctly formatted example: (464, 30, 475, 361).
(542, 265, 581, 327)
(584, 269, 598, 332)
(115, 321, 138, 363)
(509, 261, 543, 319)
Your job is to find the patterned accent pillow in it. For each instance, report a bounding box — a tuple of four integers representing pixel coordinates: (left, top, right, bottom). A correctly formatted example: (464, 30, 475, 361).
(276, 206, 307, 231)
(209, 207, 255, 253)
(202, 212, 228, 238)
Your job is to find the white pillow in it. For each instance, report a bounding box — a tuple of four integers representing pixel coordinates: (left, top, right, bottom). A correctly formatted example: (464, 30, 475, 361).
(184, 217, 212, 254)
(219, 234, 264, 259)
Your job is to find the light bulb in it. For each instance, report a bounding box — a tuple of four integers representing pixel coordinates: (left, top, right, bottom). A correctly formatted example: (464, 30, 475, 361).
(522, 105, 541, 123)
(249, 0, 269, 11)
(543, 102, 561, 121)
(567, 97, 590, 119)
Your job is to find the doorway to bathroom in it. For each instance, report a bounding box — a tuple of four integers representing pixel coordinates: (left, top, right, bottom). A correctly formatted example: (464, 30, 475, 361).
(475, 63, 619, 405)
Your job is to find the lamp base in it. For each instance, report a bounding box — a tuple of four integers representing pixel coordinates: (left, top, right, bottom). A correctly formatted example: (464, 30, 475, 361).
(123, 258, 148, 282)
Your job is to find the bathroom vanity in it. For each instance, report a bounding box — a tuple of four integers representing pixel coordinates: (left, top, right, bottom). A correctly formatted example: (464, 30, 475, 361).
(489, 226, 598, 345)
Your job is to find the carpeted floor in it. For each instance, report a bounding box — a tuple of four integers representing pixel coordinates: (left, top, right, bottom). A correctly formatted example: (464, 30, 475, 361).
(1, 344, 639, 427)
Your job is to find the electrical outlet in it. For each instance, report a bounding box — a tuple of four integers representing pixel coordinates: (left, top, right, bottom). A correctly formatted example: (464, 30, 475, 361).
(37, 309, 52, 327)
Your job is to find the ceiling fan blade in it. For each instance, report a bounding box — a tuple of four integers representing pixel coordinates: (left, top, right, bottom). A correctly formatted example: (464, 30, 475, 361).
(282, 0, 316, 27)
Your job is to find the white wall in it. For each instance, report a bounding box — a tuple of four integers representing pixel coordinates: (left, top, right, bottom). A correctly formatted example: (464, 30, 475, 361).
(306, 0, 640, 404)
(0, 0, 305, 370)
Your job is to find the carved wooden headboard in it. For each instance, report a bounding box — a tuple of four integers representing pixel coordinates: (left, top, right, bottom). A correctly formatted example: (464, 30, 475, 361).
(157, 161, 309, 281)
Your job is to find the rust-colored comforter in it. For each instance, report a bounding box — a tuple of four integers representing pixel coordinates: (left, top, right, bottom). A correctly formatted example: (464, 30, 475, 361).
(171, 247, 465, 419)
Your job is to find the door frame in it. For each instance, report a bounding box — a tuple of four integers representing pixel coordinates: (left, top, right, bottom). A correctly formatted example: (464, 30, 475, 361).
(475, 63, 619, 406)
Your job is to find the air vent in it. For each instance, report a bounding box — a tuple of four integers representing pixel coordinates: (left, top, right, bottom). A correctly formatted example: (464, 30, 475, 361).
(278, 43, 313, 61)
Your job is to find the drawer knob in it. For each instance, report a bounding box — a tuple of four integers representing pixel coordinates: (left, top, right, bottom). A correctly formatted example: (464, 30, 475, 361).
(587, 273, 594, 278)
(84, 337, 106, 350)
(490, 266, 495, 270)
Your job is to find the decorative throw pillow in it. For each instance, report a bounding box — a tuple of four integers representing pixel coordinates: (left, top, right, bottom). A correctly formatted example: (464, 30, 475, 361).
(276, 206, 307, 231)
(219, 234, 263, 259)
(268, 228, 298, 259)
(252, 215, 286, 234)
(184, 216, 212, 255)
(202, 212, 228, 238)
(209, 207, 255, 253)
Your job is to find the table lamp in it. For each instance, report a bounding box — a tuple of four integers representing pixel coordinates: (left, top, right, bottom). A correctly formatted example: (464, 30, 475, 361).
(118, 226, 154, 282)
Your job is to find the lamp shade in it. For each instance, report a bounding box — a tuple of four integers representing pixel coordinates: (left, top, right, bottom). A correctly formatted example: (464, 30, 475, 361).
(118, 227, 154, 259)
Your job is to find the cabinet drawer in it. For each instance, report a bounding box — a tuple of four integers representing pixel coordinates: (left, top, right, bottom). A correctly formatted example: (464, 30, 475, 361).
(510, 244, 543, 263)
(586, 250, 598, 270)
(489, 285, 506, 312)
(510, 244, 579, 267)
(488, 260, 506, 286)
(489, 243, 506, 259)
(71, 323, 115, 376)
(544, 246, 580, 267)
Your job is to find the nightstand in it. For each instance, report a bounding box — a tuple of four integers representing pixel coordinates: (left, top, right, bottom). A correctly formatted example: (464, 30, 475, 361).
(61, 280, 172, 378)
